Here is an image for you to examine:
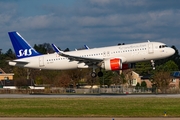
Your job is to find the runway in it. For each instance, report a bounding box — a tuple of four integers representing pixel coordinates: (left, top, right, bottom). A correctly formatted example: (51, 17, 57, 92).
(0, 94, 180, 98)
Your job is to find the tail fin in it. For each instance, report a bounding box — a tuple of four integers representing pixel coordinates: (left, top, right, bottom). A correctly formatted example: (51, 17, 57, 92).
(8, 31, 41, 59)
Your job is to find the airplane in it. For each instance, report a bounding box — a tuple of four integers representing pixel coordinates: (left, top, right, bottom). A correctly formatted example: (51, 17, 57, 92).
(8, 31, 175, 77)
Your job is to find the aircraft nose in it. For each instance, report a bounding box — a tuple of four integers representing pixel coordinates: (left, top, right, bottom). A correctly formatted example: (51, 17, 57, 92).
(171, 48, 175, 55)
(169, 48, 175, 56)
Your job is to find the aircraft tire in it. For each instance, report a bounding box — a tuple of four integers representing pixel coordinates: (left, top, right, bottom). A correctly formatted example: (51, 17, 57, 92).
(98, 71, 103, 77)
(91, 72, 97, 78)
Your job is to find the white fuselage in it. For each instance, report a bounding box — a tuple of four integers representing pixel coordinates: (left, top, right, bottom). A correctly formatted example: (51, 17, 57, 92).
(9, 42, 175, 70)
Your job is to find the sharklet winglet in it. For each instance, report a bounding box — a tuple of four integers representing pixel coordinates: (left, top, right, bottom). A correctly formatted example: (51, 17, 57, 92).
(52, 44, 63, 54)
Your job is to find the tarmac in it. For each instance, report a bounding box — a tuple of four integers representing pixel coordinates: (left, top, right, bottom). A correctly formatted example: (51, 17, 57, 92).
(0, 118, 179, 120)
(1, 93, 180, 98)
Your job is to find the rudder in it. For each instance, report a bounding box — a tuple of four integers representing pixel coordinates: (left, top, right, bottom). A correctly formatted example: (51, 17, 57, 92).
(8, 31, 41, 59)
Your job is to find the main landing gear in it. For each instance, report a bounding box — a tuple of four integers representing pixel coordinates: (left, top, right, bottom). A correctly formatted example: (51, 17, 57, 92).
(91, 72, 97, 78)
(98, 71, 103, 77)
(91, 65, 103, 78)
(91, 71, 103, 78)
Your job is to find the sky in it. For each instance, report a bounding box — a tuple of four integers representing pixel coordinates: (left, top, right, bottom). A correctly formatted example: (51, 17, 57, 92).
(0, 0, 180, 53)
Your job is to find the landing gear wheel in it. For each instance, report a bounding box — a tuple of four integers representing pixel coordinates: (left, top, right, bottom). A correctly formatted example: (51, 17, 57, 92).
(98, 71, 103, 77)
(151, 60, 155, 70)
(91, 72, 97, 78)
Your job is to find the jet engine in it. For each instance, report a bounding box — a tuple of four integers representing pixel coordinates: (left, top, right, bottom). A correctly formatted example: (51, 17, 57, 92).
(101, 58, 130, 71)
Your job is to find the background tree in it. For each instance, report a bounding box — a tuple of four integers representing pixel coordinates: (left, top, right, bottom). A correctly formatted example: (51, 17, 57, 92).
(0, 49, 15, 73)
(65, 69, 88, 88)
(12, 67, 29, 88)
(152, 71, 172, 93)
(152, 61, 178, 93)
(53, 72, 71, 87)
(170, 46, 180, 70)
(111, 71, 121, 86)
(0, 53, 6, 69)
(135, 82, 141, 91)
(119, 72, 127, 85)
(86, 75, 99, 88)
(64, 48, 70, 52)
(163, 60, 179, 71)
(98, 71, 114, 87)
(33, 43, 54, 54)
(141, 81, 147, 88)
(5, 49, 15, 59)
(134, 61, 152, 75)
(14, 79, 28, 89)
(13, 67, 27, 80)
(141, 81, 147, 92)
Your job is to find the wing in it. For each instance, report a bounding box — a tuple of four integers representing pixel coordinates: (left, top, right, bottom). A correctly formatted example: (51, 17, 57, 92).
(52, 44, 103, 66)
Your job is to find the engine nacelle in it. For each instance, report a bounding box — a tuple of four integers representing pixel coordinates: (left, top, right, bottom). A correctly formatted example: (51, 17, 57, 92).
(101, 58, 122, 71)
(101, 58, 130, 71)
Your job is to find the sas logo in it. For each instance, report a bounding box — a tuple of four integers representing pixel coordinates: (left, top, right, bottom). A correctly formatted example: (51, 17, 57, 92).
(17, 49, 33, 57)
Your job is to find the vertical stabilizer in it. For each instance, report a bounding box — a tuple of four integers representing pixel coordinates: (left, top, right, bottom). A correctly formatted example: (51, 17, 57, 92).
(8, 31, 41, 59)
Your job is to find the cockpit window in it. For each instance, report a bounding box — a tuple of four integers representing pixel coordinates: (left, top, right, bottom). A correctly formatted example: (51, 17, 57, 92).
(159, 45, 167, 48)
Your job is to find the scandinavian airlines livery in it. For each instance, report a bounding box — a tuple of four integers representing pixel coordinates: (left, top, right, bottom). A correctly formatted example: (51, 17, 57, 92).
(8, 31, 175, 77)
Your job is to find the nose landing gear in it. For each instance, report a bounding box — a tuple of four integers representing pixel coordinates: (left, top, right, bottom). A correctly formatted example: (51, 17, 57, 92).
(151, 60, 155, 70)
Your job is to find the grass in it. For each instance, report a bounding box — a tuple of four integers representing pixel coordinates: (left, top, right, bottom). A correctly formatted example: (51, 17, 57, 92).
(0, 97, 180, 117)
